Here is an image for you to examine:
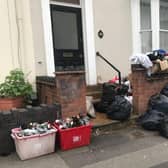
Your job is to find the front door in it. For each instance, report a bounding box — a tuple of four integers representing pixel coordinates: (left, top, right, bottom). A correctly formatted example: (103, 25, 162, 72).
(50, 5, 84, 71)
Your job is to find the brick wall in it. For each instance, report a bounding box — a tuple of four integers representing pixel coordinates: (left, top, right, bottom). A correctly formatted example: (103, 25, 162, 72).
(36, 76, 58, 104)
(131, 64, 168, 114)
(36, 71, 86, 119)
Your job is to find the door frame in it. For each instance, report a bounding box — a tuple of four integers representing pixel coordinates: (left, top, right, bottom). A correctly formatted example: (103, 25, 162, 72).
(50, 4, 84, 69)
(41, 0, 97, 85)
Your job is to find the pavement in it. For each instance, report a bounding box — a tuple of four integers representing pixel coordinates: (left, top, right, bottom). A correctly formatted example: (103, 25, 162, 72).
(1, 126, 168, 168)
(151, 162, 168, 168)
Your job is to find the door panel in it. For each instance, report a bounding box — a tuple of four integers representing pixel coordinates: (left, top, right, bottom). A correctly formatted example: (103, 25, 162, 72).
(50, 5, 84, 71)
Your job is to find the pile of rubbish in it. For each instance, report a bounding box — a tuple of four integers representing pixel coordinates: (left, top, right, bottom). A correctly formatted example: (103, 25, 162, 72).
(130, 49, 168, 76)
(94, 77, 133, 121)
(138, 83, 168, 138)
(12, 114, 90, 137)
(54, 114, 90, 130)
(14, 122, 56, 137)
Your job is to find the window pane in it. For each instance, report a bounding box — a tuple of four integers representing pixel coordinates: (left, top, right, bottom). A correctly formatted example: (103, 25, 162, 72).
(140, 0, 151, 30)
(160, 0, 168, 30)
(52, 11, 78, 50)
(141, 31, 152, 53)
(160, 31, 168, 50)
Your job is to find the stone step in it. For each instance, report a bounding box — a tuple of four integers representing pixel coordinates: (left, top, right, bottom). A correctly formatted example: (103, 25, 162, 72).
(86, 84, 103, 93)
(86, 84, 103, 102)
(91, 114, 139, 136)
(86, 91, 102, 100)
(92, 98, 101, 104)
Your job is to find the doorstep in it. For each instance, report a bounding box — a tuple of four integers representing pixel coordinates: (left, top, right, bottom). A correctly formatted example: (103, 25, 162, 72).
(91, 112, 139, 136)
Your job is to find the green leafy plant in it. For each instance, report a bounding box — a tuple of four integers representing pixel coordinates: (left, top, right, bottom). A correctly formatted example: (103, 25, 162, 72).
(0, 69, 33, 99)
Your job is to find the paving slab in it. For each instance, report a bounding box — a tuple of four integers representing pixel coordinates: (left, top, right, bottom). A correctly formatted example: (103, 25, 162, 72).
(58, 127, 166, 168)
(151, 161, 168, 168)
(82, 142, 168, 168)
(0, 153, 69, 168)
(0, 126, 167, 168)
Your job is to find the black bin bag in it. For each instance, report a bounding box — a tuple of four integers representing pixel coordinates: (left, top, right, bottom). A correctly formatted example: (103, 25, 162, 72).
(159, 117, 168, 138)
(116, 84, 129, 96)
(161, 84, 168, 97)
(148, 94, 168, 115)
(94, 83, 116, 113)
(94, 101, 109, 113)
(138, 110, 164, 131)
(101, 83, 116, 103)
(107, 95, 132, 121)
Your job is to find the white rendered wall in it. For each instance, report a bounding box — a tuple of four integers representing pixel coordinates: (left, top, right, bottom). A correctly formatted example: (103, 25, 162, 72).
(93, 0, 132, 83)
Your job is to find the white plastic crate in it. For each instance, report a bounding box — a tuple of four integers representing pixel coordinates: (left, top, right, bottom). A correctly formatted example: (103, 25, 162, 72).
(11, 128, 57, 160)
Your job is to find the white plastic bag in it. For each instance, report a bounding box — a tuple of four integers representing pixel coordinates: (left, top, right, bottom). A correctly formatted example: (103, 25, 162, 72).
(130, 53, 153, 69)
(86, 96, 96, 118)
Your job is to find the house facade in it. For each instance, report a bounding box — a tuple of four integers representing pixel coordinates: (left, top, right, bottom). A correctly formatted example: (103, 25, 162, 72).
(0, 0, 167, 87)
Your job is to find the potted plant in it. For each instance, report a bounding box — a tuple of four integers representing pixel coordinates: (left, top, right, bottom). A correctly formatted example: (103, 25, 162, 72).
(0, 69, 33, 110)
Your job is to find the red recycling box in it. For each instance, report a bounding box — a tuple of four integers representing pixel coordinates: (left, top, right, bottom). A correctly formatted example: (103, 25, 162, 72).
(53, 124, 92, 150)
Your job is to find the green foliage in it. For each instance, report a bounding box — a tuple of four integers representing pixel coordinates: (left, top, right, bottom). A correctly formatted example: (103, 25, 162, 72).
(0, 69, 33, 98)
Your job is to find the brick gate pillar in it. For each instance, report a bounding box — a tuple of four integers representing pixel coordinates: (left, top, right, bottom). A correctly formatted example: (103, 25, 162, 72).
(131, 64, 168, 115)
(55, 71, 86, 119)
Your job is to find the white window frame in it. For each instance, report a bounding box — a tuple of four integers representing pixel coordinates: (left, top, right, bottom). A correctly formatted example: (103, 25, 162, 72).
(159, 1, 168, 50)
(40, 0, 97, 85)
(131, 0, 161, 53)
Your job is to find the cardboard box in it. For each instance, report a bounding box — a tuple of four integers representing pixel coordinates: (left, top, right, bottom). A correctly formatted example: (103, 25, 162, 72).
(159, 60, 168, 71)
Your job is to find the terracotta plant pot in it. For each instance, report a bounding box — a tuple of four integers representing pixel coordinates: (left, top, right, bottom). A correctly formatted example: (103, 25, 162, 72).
(0, 96, 24, 110)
